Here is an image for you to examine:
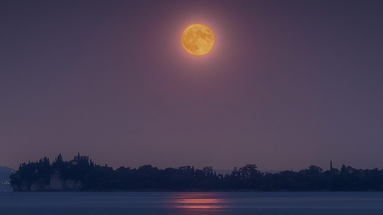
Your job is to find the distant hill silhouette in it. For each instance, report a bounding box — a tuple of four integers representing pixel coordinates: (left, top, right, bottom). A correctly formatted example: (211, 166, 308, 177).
(0, 166, 14, 192)
(9, 154, 383, 192)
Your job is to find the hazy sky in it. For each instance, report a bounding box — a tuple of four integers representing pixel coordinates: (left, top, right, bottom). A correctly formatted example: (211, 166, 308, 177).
(1, 0, 383, 171)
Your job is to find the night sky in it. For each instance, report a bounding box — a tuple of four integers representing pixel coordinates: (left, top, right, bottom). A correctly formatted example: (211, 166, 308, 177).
(1, 0, 383, 171)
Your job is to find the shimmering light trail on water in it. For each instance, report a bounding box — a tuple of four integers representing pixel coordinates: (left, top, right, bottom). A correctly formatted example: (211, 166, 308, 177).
(1, 192, 383, 215)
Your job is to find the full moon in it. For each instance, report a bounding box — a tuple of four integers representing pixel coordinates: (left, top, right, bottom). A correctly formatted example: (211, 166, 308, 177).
(182, 24, 215, 56)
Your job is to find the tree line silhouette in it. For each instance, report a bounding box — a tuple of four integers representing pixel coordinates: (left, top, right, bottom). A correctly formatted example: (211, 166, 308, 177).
(9, 154, 383, 191)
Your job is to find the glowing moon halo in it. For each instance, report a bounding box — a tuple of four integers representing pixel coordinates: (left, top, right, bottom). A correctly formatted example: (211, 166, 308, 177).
(182, 24, 215, 56)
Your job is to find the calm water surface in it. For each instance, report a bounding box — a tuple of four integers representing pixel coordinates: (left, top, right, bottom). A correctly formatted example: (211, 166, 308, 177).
(1, 192, 383, 215)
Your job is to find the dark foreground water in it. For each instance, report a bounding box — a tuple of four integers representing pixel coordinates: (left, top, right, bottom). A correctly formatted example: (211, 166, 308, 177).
(1, 192, 383, 215)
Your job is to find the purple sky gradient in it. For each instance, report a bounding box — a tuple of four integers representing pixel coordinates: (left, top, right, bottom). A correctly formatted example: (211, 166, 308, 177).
(1, 0, 383, 171)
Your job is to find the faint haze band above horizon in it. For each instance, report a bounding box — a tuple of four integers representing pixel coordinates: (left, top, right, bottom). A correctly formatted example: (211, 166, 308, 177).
(0, 0, 383, 171)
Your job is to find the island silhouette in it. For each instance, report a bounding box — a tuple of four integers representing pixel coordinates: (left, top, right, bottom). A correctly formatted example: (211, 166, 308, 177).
(9, 153, 383, 191)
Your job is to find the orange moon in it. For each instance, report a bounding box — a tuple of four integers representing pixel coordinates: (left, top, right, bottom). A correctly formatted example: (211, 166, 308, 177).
(181, 24, 215, 56)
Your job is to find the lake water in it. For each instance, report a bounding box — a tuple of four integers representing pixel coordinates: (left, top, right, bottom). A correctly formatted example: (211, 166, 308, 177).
(1, 192, 383, 215)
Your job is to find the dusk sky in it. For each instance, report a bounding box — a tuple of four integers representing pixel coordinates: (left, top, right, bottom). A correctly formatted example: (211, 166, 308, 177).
(1, 0, 383, 171)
